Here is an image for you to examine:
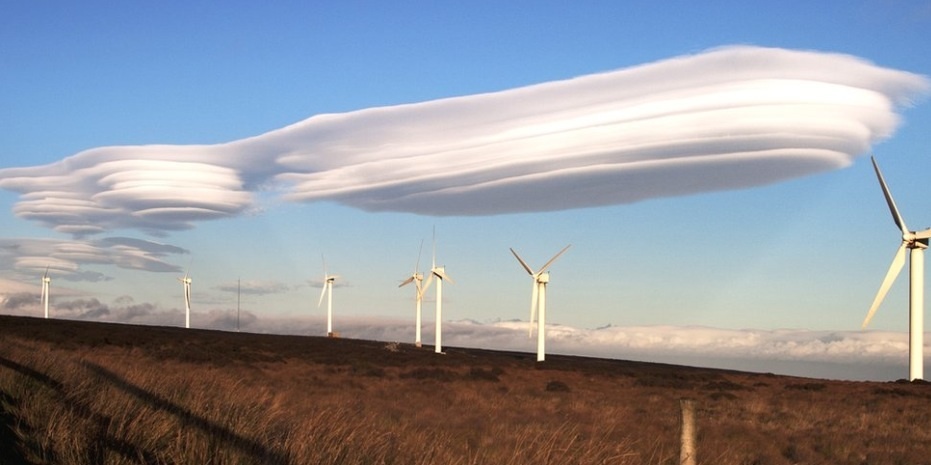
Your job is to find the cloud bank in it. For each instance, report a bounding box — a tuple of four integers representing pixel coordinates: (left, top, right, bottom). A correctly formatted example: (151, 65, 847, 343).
(1, 46, 927, 235)
(255, 318, 914, 380)
(0, 289, 909, 381)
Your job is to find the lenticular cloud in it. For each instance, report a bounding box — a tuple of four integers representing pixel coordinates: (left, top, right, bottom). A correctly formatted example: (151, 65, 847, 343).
(1, 46, 927, 234)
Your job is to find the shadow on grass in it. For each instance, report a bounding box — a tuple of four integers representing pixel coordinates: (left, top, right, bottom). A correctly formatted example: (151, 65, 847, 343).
(0, 389, 32, 465)
(0, 356, 159, 464)
(83, 362, 289, 464)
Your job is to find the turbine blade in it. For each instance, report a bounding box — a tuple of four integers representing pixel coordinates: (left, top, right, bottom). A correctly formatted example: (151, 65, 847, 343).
(529, 281, 539, 337)
(416, 238, 424, 273)
(423, 274, 434, 294)
(415, 279, 424, 300)
(538, 244, 572, 274)
(318, 283, 327, 308)
(871, 156, 909, 234)
(432, 226, 437, 269)
(434, 269, 454, 284)
(399, 276, 414, 287)
(44, 265, 49, 279)
(510, 248, 535, 275)
(863, 242, 908, 328)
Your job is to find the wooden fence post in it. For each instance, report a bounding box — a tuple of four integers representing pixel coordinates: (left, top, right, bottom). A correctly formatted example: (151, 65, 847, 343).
(680, 398, 697, 465)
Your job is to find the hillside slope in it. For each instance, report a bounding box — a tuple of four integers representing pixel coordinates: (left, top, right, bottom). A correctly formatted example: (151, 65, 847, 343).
(0, 315, 929, 464)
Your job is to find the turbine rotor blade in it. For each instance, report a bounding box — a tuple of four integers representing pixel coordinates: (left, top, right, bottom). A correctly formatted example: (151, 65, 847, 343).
(433, 269, 454, 284)
(399, 276, 415, 288)
(44, 265, 49, 279)
(416, 239, 424, 273)
(871, 156, 909, 234)
(510, 248, 535, 275)
(863, 242, 908, 328)
(423, 273, 434, 293)
(538, 244, 572, 275)
(318, 283, 328, 308)
(415, 279, 424, 301)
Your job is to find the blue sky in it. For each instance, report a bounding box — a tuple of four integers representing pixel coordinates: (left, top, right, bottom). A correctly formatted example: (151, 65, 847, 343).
(2, 1, 931, 380)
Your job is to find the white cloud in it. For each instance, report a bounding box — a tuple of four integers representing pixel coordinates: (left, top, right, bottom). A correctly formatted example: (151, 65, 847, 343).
(0, 291, 910, 380)
(1, 46, 927, 235)
(215, 279, 291, 296)
(227, 317, 916, 380)
(0, 237, 187, 280)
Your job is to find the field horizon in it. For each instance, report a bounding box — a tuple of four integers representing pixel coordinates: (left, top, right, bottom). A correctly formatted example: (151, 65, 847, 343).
(1, 314, 930, 464)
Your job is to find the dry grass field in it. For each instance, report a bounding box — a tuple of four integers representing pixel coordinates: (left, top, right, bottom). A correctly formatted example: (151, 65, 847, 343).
(1, 314, 930, 465)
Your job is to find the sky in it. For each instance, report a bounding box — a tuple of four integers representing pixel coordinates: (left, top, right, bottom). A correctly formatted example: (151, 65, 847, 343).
(3, 1, 931, 381)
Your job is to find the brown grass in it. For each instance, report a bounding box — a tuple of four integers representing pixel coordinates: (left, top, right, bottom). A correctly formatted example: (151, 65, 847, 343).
(0, 315, 929, 464)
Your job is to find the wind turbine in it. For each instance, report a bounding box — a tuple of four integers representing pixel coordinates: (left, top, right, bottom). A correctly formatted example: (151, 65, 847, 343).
(863, 156, 929, 381)
(178, 270, 192, 329)
(318, 255, 339, 337)
(424, 229, 453, 354)
(510, 245, 571, 362)
(399, 240, 426, 347)
(40, 266, 51, 319)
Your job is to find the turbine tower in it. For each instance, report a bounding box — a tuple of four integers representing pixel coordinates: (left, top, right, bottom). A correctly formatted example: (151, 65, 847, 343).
(41, 266, 51, 319)
(863, 156, 929, 381)
(178, 271, 192, 329)
(318, 255, 339, 337)
(510, 245, 571, 362)
(399, 240, 425, 347)
(424, 229, 453, 354)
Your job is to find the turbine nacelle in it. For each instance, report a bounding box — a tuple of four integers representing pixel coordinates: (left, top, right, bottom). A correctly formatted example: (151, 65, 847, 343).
(399, 272, 424, 287)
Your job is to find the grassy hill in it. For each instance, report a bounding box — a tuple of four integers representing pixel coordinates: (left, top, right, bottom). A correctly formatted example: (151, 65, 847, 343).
(0, 314, 929, 465)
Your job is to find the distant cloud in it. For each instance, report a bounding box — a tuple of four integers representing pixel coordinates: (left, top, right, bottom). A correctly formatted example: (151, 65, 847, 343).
(218, 316, 912, 380)
(0, 237, 187, 280)
(1, 46, 927, 234)
(215, 279, 291, 296)
(0, 295, 907, 380)
(272, 318, 911, 380)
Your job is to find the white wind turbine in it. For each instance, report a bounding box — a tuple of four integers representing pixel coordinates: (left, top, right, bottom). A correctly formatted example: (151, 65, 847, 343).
(863, 156, 929, 381)
(178, 270, 192, 329)
(318, 255, 339, 337)
(399, 240, 426, 347)
(424, 230, 453, 354)
(40, 266, 51, 319)
(510, 245, 571, 362)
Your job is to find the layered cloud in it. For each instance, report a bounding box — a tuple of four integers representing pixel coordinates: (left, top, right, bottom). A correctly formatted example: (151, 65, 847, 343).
(1, 46, 927, 235)
(0, 237, 187, 280)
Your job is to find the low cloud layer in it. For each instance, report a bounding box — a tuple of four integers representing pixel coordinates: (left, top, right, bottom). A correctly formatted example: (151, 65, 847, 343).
(256, 318, 914, 380)
(0, 292, 910, 381)
(1, 46, 927, 235)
